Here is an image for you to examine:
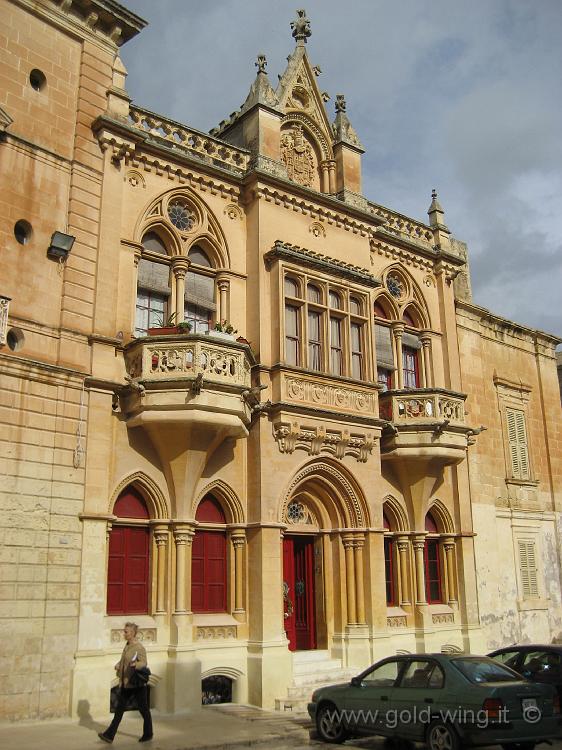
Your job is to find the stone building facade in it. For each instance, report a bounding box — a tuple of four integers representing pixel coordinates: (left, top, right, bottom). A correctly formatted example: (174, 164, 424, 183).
(1, 0, 561, 721)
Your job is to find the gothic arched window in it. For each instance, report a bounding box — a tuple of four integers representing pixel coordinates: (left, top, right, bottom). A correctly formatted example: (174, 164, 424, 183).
(192, 495, 227, 613)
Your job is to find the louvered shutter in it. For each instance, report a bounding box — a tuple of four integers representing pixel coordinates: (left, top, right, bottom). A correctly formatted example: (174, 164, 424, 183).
(518, 539, 539, 598)
(506, 408, 530, 480)
(137, 258, 171, 295)
(375, 324, 394, 369)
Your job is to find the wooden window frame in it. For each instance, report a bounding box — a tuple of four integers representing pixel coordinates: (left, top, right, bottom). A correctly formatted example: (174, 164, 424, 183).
(402, 345, 420, 389)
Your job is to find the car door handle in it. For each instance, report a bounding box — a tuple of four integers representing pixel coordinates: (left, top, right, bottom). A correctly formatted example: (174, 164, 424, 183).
(381, 696, 389, 701)
(425, 698, 433, 704)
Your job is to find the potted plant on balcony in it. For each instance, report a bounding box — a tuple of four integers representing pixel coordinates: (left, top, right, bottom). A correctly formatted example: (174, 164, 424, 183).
(206, 319, 238, 341)
(147, 312, 178, 336)
(177, 321, 192, 334)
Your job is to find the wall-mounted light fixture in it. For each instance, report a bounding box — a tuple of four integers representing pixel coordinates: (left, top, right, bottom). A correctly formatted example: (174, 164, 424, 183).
(47, 231, 75, 261)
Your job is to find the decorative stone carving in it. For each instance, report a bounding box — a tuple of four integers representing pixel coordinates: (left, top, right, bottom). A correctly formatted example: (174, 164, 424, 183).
(309, 221, 326, 238)
(273, 419, 375, 463)
(291, 9, 311, 43)
(285, 376, 376, 413)
(432, 613, 454, 625)
(387, 616, 407, 628)
(281, 125, 315, 187)
(111, 628, 157, 643)
(196, 626, 237, 641)
(224, 203, 243, 221)
(126, 169, 145, 188)
(285, 501, 312, 525)
(0, 295, 11, 346)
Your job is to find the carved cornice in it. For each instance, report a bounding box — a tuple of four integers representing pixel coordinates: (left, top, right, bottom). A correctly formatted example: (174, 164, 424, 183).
(265, 240, 380, 288)
(252, 184, 381, 237)
(272, 417, 376, 463)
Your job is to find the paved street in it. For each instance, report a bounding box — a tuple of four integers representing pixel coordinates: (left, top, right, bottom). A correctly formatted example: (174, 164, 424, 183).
(1, 704, 562, 750)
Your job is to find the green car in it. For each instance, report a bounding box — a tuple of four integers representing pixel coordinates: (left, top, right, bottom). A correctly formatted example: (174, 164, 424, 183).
(308, 654, 562, 749)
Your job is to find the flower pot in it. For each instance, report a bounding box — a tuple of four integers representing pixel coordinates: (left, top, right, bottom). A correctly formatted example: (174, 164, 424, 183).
(147, 326, 178, 336)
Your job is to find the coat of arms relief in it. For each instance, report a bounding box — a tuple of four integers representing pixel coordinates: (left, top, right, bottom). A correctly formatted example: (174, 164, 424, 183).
(281, 125, 316, 187)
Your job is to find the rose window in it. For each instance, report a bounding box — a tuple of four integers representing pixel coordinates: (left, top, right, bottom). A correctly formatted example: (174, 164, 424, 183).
(167, 201, 195, 231)
(287, 502, 307, 524)
(386, 274, 404, 299)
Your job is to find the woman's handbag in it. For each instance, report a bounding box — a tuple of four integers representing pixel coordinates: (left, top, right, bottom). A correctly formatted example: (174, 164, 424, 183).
(129, 666, 151, 687)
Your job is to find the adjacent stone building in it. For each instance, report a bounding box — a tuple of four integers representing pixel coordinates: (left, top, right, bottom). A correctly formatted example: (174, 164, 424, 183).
(1, 0, 561, 721)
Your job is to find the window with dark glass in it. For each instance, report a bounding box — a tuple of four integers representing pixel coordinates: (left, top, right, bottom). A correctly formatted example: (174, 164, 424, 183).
(308, 309, 322, 371)
(329, 316, 343, 375)
(402, 345, 419, 388)
(350, 322, 363, 380)
(424, 513, 442, 604)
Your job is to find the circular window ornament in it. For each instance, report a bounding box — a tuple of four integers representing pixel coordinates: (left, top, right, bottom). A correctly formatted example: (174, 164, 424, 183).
(167, 201, 195, 231)
(7, 327, 25, 351)
(14, 220, 32, 245)
(29, 69, 46, 91)
(287, 502, 307, 524)
(386, 273, 405, 299)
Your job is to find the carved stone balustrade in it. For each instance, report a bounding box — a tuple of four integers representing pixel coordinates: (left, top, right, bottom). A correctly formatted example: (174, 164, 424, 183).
(119, 333, 254, 439)
(128, 106, 250, 174)
(379, 388, 466, 424)
(379, 388, 473, 469)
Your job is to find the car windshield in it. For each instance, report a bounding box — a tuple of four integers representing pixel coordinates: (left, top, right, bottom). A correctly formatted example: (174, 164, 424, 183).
(452, 657, 520, 683)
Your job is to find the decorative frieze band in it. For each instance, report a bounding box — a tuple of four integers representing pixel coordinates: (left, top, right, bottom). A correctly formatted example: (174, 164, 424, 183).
(111, 628, 157, 643)
(285, 376, 377, 414)
(196, 626, 237, 641)
(432, 613, 455, 625)
(273, 419, 375, 463)
(387, 615, 407, 628)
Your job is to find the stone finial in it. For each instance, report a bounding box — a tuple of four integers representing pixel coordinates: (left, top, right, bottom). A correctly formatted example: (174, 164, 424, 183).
(427, 188, 447, 228)
(255, 54, 267, 75)
(332, 95, 363, 150)
(335, 94, 346, 113)
(291, 9, 311, 45)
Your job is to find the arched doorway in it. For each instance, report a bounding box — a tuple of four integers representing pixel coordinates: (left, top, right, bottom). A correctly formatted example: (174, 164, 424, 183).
(281, 461, 370, 653)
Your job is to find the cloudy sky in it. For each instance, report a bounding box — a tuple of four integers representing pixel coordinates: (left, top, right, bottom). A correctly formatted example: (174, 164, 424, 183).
(120, 1, 562, 338)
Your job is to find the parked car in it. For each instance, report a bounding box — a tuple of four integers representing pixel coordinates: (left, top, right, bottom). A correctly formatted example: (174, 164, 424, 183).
(308, 653, 562, 748)
(489, 645, 562, 698)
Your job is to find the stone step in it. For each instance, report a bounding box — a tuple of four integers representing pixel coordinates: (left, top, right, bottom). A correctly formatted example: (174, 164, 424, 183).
(291, 649, 331, 662)
(292, 667, 356, 686)
(275, 696, 313, 715)
(287, 675, 355, 698)
(292, 658, 343, 675)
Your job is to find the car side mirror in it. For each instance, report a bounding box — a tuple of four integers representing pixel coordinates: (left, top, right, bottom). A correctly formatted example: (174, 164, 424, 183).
(350, 676, 362, 688)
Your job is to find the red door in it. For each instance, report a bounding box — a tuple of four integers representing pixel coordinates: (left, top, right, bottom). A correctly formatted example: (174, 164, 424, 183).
(283, 536, 316, 651)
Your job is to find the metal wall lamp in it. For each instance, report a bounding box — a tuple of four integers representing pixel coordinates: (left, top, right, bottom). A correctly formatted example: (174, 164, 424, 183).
(47, 231, 75, 261)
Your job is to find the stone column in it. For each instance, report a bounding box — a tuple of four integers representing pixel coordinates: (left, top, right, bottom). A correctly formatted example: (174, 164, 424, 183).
(173, 525, 194, 613)
(443, 537, 458, 606)
(353, 536, 366, 625)
(328, 160, 337, 194)
(420, 332, 433, 388)
(412, 537, 427, 605)
(231, 530, 246, 615)
(171, 256, 189, 323)
(153, 526, 169, 614)
(342, 535, 357, 624)
(132, 247, 141, 333)
(217, 276, 230, 323)
(392, 322, 405, 389)
(396, 536, 411, 605)
(320, 161, 330, 193)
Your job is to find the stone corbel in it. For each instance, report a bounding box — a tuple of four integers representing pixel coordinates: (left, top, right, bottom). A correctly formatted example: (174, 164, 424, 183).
(273, 420, 300, 454)
(95, 128, 136, 164)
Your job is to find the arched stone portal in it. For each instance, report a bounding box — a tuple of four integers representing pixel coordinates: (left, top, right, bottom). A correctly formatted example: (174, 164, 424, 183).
(280, 461, 370, 660)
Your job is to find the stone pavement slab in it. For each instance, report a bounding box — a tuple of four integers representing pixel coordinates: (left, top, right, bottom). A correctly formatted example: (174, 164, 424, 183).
(0, 705, 311, 750)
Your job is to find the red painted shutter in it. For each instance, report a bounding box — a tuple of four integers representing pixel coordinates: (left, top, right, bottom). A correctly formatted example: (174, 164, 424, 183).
(107, 526, 149, 615)
(191, 531, 226, 613)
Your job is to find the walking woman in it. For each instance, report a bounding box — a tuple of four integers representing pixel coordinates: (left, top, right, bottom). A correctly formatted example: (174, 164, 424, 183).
(99, 622, 153, 743)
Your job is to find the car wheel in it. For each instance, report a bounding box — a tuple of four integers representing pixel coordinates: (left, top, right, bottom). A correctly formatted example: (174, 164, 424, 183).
(501, 744, 536, 750)
(316, 703, 348, 744)
(426, 720, 460, 750)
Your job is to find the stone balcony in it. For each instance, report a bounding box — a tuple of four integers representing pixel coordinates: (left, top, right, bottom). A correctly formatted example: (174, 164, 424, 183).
(378, 388, 471, 463)
(120, 332, 254, 435)
(119, 333, 255, 507)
